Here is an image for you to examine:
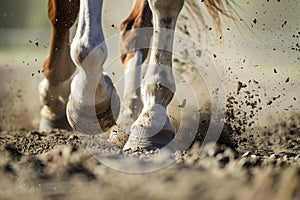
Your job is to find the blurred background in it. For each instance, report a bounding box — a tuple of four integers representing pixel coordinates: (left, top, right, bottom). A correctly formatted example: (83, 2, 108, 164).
(0, 0, 299, 131)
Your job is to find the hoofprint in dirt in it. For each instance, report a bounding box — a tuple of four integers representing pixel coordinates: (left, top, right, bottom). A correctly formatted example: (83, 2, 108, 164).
(0, 115, 299, 200)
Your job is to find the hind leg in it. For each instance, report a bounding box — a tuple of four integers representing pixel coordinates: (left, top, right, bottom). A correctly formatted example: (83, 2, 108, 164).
(39, 0, 79, 132)
(110, 0, 153, 147)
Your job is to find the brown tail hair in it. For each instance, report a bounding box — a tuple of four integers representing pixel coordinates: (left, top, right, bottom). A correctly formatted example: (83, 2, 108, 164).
(185, 0, 237, 41)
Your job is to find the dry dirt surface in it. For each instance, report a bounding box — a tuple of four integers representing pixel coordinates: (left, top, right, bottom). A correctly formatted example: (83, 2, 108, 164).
(0, 114, 299, 200)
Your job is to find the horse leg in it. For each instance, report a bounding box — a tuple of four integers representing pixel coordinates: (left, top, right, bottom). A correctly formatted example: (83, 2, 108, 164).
(39, 0, 79, 132)
(110, 0, 153, 147)
(66, 0, 115, 135)
(123, 0, 185, 151)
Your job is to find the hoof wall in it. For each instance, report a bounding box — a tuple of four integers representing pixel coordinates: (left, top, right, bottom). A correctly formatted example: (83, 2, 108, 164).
(122, 128, 175, 152)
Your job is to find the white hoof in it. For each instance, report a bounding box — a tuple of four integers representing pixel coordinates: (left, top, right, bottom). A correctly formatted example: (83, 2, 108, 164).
(122, 104, 175, 151)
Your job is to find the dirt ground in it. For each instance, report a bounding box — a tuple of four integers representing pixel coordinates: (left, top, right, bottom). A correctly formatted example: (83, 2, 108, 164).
(0, 115, 299, 200)
(0, 66, 299, 199)
(0, 71, 299, 199)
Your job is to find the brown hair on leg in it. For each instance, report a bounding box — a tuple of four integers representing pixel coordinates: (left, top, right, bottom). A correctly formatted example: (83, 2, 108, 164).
(119, 0, 153, 66)
(43, 0, 80, 86)
(39, 0, 80, 131)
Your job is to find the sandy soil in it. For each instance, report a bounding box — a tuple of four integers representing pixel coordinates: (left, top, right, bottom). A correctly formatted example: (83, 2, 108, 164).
(0, 59, 299, 199)
(0, 72, 299, 199)
(0, 116, 299, 200)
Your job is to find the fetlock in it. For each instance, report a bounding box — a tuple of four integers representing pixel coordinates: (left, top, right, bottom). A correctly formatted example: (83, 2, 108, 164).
(67, 75, 117, 136)
(39, 78, 72, 131)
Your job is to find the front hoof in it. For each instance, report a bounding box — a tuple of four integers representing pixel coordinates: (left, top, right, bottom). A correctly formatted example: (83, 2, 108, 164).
(66, 75, 118, 135)
(122, 126, 175, 152)
(66, 98, 116, 135)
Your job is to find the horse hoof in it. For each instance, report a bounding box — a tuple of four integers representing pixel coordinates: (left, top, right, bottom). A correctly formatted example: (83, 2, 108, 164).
(109, 125, 130, 148)
(109, 112, 135, 148)
(122, 126, 175, 152)
(39, 116, 72, 132)
(66, 75, 118, 135)
(109, 94, 142, 148)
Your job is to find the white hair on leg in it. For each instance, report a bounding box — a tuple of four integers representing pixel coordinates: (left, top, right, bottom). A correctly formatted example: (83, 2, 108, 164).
(123, 0, 185, 151)
(67, 0, 115, 134)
